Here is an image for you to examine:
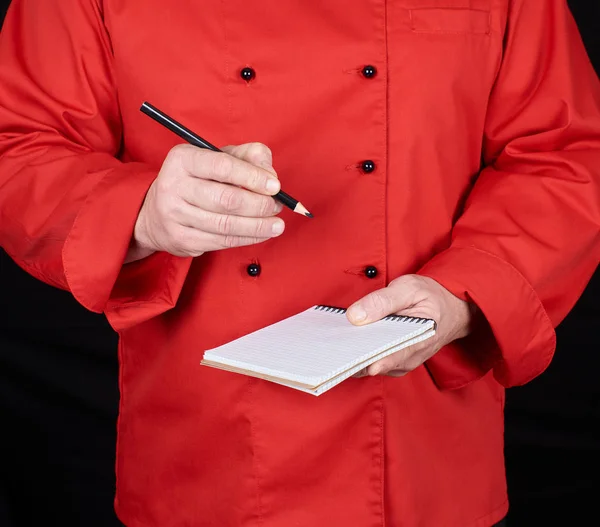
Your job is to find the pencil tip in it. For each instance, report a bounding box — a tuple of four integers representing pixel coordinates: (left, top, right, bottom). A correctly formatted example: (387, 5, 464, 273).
(295, 202, 313, 218)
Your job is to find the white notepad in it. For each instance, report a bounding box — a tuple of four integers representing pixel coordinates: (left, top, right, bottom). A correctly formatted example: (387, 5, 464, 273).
(201, 305, 436, 396)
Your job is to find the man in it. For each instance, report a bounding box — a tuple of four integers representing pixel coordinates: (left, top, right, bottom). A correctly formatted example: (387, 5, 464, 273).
(0, 2, 122, 527)
(0, 1, 599, 525)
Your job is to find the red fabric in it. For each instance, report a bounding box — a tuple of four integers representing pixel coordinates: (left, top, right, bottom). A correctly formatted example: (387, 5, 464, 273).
(1, 1, 599, 525)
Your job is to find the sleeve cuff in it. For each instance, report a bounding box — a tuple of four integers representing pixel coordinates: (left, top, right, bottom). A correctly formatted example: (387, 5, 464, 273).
(417, 246, 556, 389)
(62, 163, 192, 331)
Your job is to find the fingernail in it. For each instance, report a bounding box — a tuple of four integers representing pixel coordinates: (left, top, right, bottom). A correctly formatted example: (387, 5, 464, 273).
(348, 304, 367, 323)
(274, 201, 284, 213)
(271, 220, 285, 236)
(266, 178, 280, 194)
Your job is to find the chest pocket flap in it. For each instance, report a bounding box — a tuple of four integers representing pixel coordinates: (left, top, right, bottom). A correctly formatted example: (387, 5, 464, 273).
(405, 6, 491, 35)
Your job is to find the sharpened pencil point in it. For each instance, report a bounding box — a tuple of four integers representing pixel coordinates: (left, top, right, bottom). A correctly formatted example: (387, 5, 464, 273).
(294, 202, 312, 218)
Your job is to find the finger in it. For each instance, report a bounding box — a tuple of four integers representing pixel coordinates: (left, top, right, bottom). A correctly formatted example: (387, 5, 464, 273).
(352, 367, 369, 378)
(221, 143, 276, 177)
(178, 145, 281, 196)
(367, 356, 403, 376)
(346, 278, 418, 326)
(209, 233, 272, 250)
(367, 339, 433, 376)
(382, 369, 408, 378)
(174, 202, 285, 239)
(180, 178, 283, 217)
(170, 226, 271, 256)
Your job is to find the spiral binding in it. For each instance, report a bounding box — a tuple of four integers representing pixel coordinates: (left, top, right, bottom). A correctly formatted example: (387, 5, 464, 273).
(315, 305, 346, 314)
(315, 305, 431, 325)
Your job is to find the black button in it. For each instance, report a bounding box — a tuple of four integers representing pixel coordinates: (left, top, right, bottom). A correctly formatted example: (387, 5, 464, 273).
(247, 263, 261, 277)
(240, 67, 256, 82)
(365, 266, 378, 279)
(361, 65, 377, 79)
(361, 160, 376, 173)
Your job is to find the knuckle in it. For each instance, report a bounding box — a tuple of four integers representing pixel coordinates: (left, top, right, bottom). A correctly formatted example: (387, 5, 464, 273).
(245, 142, 262, 157)
(246, 166, 264, 190)
(253, 218, 267, 238)
(219, 187, 244, 212)
(404, 274, 424, 292)
(211, 152, 235, 181)
(391, 274, 416, 289)
(220, 235, 239, 249)
(165, 145, 184, 164)
(246, 142, 272, 164)
(165, 144, 193, 170)
(215, 213, 235, 235)
(368, 292, 392, 315)
(155, 175, 174, 196)
(258, 197, 274, 217)
(406, 275, 423, 289)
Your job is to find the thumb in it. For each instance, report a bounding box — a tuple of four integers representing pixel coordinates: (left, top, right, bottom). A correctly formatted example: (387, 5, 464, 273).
(346, 278, 417, 325)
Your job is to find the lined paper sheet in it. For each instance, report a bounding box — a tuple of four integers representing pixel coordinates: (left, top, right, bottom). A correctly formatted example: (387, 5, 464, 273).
(202, 306, 436, 390)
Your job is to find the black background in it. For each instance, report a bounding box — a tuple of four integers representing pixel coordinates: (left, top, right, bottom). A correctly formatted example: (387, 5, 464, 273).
(0, 1, 598, 525)
(502, 3, 600, 523)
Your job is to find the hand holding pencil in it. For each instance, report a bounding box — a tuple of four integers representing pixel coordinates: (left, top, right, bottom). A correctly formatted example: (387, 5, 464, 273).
(127, 141, 289, 262)
(126, 104, 312, 263)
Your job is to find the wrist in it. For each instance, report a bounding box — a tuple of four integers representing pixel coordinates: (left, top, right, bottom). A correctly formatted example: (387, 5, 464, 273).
(125, 212, 156, 264)
(457, 301, 481, 340)
(448, 297, 478, 341)
(124, 243, 156, 264)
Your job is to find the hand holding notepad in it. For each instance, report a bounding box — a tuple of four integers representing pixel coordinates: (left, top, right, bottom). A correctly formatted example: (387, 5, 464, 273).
(201, 305, 436, 395)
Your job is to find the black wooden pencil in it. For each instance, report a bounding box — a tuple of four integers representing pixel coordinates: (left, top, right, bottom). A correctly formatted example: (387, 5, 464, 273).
(140, 102, 313, 218)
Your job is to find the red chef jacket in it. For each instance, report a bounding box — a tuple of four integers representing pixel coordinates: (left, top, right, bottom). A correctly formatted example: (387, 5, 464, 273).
(1, 1, 599, 526)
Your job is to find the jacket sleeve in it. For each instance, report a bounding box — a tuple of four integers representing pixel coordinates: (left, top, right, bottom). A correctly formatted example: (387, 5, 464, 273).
(0, 0, 192, 331)
(418, 0, 600, 389)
